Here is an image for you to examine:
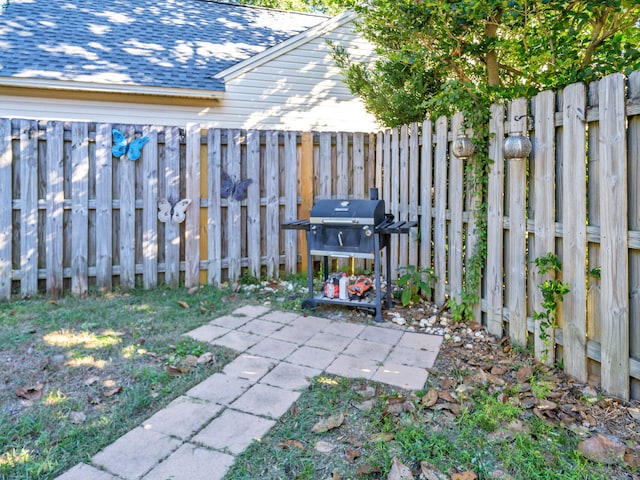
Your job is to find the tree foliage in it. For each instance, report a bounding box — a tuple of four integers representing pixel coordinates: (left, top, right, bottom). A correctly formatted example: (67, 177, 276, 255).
(230, 0, 339, 14)
(330, 0, 640, 126)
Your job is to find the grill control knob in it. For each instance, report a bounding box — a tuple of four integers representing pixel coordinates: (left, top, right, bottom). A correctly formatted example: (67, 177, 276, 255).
(363, 226, 372, 237)
(311, 225, 317, 235)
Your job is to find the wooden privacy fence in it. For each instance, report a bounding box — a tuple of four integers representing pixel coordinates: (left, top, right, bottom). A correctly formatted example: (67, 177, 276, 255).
(0, 122, 378, 297)
(1, 70, 639, 400)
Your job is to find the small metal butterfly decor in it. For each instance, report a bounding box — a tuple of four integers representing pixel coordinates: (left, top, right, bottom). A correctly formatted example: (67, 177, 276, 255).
(221, 171, 253, 202)
(112, 129, 149, 161)
(157, 198, 192, 224)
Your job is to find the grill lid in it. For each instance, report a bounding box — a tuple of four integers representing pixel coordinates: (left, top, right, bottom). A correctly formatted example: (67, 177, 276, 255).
(309, 199, 385, 225)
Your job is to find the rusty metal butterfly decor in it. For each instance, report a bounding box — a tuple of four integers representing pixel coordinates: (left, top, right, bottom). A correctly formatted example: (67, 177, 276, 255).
(112, 129, 149, 161)
(221, 171, 253, 201)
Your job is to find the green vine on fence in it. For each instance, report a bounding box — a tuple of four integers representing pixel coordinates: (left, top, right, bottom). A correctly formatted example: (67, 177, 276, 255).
(532, 252, 570, 363)
(432, 84, 493, 322)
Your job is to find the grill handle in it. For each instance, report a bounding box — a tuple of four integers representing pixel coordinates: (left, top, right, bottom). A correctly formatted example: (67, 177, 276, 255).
(323, 218, 359, 224)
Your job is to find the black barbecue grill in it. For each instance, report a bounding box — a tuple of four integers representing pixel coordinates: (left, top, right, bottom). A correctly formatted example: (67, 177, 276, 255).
(282, 190, 416, 322)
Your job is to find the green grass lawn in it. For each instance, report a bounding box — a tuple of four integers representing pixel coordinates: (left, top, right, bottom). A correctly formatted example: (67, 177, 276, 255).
(0, 285, 240, 479)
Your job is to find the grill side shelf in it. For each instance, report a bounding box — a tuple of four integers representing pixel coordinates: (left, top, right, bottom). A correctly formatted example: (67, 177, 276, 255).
(281, 219, 310, 231)
(375, 220, 417, 234)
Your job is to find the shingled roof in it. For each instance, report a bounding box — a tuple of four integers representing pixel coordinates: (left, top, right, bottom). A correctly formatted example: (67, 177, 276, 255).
(0, 0, 327, 94)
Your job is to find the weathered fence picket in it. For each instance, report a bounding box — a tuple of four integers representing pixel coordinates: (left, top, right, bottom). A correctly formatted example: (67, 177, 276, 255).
(0, 119, 11, 299)
(599, 73, 629, 400)
(561, 83, 588, 383)
(165, 126, 182, 287)
(486, 104, 505, 337)
(47, 121, 65, 296)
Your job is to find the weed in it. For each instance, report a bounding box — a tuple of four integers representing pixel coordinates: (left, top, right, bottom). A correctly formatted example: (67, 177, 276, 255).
(396, 265, 436, 307)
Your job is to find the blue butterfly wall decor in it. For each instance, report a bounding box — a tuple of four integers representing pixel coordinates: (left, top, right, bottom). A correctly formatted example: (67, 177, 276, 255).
(221, 171, 253, 202)
(112, 129, 149, 161)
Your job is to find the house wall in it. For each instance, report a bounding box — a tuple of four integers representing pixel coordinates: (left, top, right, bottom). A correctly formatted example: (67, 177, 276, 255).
(0, 21, 379, 132)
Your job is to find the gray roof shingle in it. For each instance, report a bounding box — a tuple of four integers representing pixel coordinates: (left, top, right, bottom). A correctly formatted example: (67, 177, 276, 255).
(0, 0, 327, 92)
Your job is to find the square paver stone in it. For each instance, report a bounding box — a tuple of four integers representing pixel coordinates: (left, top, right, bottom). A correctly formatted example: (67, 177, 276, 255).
(55, 463, 118, 480)
(183, 324, 230, 343)
(322, 321, 365, 338)
(396, 332, 443, 351)
(358, 325, 404, 345)
(260, 362, 321, 391)
(305, 331, 353, 352)
(238, 318, 283, 336)
(290, 315, 334, 332)
(386, 346, 438, 369)
(269, 325, 316, 343)
(142, 443, 235, 480)
(210, 314, 252, 329)
(233, 304, 271, 317)
(286, 345, 337, 370)
(260, 311, 301, 324)
(92, 427, 181, 479)
(210, 330, 263, 351)
(142, 396, 223, 440)
(372, 363, 430, 390)
(247, 337, 298, 360)
(192, 409, 275, 455)
(222, 354, 275, 382)
(325, 354, 378, 380)
(186, 373, 252, 404)
(342, 339, 392, 362)
(230, 383, 301, 418)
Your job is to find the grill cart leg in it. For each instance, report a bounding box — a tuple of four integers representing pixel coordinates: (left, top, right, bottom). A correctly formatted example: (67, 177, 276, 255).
(302, 230, 317, 310)
(373, 235, 383, 322)
(385, 235, 393, 308)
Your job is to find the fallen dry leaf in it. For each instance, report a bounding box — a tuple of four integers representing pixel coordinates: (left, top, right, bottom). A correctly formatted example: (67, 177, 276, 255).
(103, 385, 122, 397)
(196, 352, 215, 365)
(371, 432, 394, 442)
(578, 434, 626, 464)
(452, 471, 477, 480)
(277, 439, 304, 450)
(387, 456, 413, 480)
(84, 376, 100, 386)
(516, 365, 533, 383)
(356, 464, 382, 475)
(177, 300, 190, 309)
(312, 413, 344, 433)
(315, 440, 336, 453)
(345, 448, 361, 463)
(16, 383, 44, 401)
(421, 388, 439, 407)
(166, 365, 184, 377)
(419, 461, 448, 480)
(69, 411, 86, 424)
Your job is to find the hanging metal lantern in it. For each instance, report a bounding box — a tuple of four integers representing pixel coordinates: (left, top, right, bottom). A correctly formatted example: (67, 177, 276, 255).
(503, 134, 532, 160)
(452, 133, 475, 159)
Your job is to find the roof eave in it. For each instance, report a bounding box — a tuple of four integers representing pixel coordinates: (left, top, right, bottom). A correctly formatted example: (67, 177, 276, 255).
(0, 77, 225, 99)
(214, 10, 358, 82)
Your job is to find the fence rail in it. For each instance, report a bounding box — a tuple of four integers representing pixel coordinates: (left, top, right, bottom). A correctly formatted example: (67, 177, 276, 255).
(1, 70, 639, 400)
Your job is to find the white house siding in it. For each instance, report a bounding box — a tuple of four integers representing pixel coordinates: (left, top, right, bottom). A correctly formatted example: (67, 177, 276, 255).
(0, 20, 379, 132)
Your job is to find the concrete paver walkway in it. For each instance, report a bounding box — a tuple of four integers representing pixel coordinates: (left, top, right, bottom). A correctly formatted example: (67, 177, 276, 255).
(56, 305, 443, 480)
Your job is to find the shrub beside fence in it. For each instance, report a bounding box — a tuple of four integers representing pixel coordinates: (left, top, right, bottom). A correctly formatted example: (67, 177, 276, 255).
(1, 70, 639, 400)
